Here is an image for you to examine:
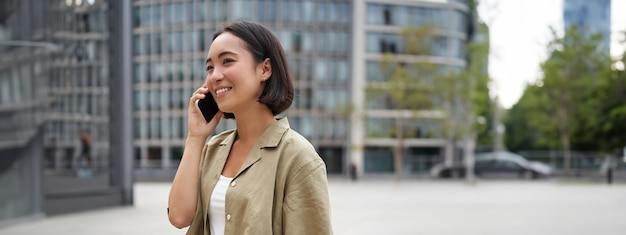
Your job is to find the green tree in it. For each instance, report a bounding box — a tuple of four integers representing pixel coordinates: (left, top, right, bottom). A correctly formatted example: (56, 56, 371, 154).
(527, 25, 612, 174)
(590, 32, 626, 154)
(366, 22, 491, 179)
(505, 84, 558, 152)
(365, 25, 439, 178)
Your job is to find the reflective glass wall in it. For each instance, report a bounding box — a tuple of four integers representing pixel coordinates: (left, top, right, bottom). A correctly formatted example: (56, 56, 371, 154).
(43, 0, 111, 180)
(132, 0, 351, 176)
(360, 1, 471, 174)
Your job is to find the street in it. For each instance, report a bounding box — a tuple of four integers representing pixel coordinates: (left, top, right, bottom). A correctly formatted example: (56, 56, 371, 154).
(1, 179, 625, 235)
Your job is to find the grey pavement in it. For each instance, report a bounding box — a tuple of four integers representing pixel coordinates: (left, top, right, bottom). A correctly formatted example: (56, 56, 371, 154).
(1, 179, 626, 235)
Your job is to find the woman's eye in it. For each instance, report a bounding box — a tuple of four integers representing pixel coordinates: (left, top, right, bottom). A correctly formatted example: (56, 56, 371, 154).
(206, 65, 214, 71)
(223, 59, 234, 64)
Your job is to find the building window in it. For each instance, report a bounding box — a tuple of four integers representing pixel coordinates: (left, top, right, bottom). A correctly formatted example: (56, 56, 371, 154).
(302, 1, 314, 23)
(133, 6, 141, 27)
(133, 118, 141, 138)
(154, 4, 162, 26)
(383, 5, 392, 25)
(185, 2, 194, 23)
(293, 31, 302, 53)
(232, 0, 252, 20)
(366, 33, 401, 54)
(133, 91, 142, 110)
(364, 147, 394, 173)
(195, 1, 206, 22)
(258, 0, 276, 22)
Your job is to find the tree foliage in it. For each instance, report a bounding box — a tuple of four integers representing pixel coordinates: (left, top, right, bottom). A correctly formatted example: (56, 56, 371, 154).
(365, 20, 492, 177)
(505, 25, 617, 172)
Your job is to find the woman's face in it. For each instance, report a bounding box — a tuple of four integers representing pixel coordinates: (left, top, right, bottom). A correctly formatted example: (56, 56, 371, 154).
(205, 32, 270, 114)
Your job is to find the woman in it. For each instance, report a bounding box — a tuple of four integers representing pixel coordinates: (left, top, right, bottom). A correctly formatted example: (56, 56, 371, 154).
(168, 20, 333, 235)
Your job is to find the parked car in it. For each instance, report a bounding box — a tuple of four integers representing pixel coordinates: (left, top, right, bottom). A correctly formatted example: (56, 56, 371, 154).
(430, 151, 553, 179)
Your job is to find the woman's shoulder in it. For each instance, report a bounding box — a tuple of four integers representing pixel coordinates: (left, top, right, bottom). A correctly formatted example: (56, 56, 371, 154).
(275, 128, 323, 167)
(206, 129, 236, 146)
(281, 128, 316, 153)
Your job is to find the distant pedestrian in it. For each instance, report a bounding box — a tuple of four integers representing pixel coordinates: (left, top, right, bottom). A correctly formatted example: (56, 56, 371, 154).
(350, 162, 358, 181)
(167, 20, 332, 235)
(77, 129, 93, 178)
(78, 129, 92, 167)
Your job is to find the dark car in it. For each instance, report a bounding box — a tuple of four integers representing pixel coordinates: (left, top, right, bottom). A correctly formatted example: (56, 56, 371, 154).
(429, 151, 553, 179)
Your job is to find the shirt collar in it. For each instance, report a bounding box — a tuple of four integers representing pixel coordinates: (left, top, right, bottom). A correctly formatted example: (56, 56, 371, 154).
(219, 117, 290, 148)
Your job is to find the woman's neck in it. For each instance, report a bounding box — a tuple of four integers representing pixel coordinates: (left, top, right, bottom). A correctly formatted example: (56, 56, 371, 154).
(233, 107, 276, 143)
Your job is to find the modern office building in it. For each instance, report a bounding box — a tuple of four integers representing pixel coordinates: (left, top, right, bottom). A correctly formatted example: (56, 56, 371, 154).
(2, 0, 477, 223)
(0, 0, 133, 224)
(131, 0, 475, 178)
(351, 0, 473, 174)
(132, 0, 352, 179)
(563, 0, 611, 52)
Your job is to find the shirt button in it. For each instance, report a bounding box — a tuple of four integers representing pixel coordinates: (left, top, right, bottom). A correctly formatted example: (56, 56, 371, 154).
(226, 214, 231, 221)
(230, 181, 236, 187)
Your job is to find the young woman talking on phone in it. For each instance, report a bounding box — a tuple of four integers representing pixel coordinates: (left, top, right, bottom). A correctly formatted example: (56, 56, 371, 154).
(167, 20, 333, 235)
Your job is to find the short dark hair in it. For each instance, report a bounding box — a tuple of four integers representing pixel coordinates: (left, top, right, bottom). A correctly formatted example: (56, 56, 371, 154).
(212, 20, 294, 119)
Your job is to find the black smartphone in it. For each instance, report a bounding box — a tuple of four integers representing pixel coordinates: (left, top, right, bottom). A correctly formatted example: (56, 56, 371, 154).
(196, 93, 219, 123)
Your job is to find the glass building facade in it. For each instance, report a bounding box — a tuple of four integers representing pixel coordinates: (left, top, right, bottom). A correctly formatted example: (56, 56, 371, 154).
(351, 0, 472, 174)
(132, 0, 352, 178)
(44, 0, 111, 182)
(1, 0, 133, 223)
(563, 0, 611, 52)
(131, 0, 474, 177)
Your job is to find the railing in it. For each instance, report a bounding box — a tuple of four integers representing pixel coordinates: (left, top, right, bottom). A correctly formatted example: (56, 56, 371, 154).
(518, 150, 626, 180)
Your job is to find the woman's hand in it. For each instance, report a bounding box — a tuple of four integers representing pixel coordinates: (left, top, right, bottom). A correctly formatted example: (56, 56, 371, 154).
(187, 85, 223, 140)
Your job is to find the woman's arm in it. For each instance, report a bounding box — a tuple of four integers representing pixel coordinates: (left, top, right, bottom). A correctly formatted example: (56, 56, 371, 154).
(168, 136, 206, 228)
(283, 159, 333, 234)
(168, 86, 222, 228)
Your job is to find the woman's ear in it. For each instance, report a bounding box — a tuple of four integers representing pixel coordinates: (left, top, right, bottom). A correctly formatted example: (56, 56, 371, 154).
(260, 58, 272, 81)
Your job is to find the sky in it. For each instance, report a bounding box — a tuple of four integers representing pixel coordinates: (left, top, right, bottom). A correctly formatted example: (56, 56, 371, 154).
(477, 0, 626, 109)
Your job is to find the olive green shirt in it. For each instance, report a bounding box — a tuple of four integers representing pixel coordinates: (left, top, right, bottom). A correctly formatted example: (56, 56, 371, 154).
(185, 118, 333, 235)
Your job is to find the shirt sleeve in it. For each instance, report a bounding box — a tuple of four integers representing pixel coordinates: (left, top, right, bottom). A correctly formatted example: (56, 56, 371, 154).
(283, 158, 333, 235)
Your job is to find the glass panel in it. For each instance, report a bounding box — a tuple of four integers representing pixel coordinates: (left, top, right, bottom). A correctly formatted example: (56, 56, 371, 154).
(303, 32, 313, 52)
(154, 4, 162, 26)
(232, 0, 252, 20)
(293, 88, 300, 109)
(154, 62, 164, 82)
(146, 90, 152, 110)
(366, 61, 382, 81)
(189, 31, 197, 52)
(167, 32, 175, 53)
(303, 1, 314, 23)
(301, 116, 312, 139)
(340, 2, 350, 24)
(133, 35, 141, 56)
(133, 6, 141, 27)
(314, 59, 327, 81)
(133, 91, 142, 110)
(364, 147, 394, 173)
(133, 63, 142, 84)
(174, 2, 185, 24)
(145, 5, 153, 26)
(186, 1, 194, 23)
(258, 0, 276, 22)
(366, 118, 394, 138)
(175, 31, 183, 53)
(195, 2, 206, 22)
(154, 90, 162, 110)
(315, 89, 326, 110)
(367, 4, 383, 24)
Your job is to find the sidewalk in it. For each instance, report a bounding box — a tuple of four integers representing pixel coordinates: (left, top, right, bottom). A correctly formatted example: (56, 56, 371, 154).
(1, 179, 626, 235)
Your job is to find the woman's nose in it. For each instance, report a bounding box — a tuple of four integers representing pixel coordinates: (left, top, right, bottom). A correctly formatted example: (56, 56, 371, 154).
(208, 68, 224, 83)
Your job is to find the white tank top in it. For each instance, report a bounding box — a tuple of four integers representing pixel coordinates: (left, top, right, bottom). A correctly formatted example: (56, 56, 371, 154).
(209, 175, 233, 235)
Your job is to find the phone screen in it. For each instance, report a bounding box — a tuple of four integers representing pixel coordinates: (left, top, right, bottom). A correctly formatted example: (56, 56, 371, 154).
(196, 93, 219, 123)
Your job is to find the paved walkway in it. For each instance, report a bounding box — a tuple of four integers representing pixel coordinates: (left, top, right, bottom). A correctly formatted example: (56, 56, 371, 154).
(1, 179, 625, 235)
